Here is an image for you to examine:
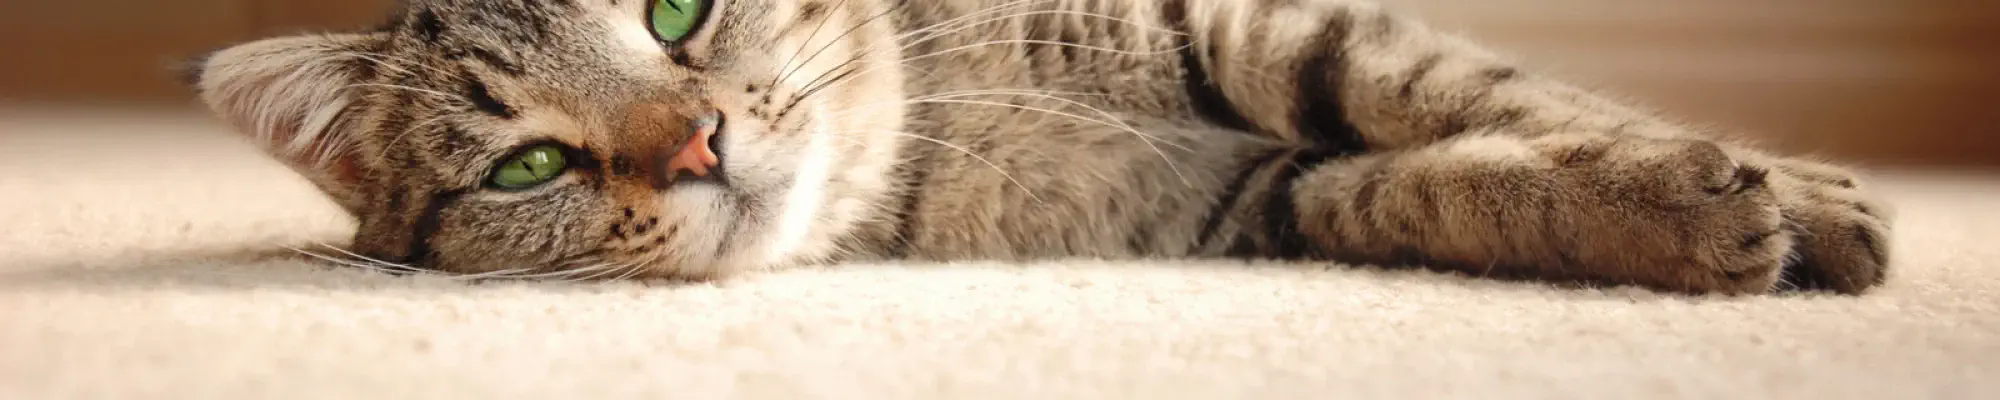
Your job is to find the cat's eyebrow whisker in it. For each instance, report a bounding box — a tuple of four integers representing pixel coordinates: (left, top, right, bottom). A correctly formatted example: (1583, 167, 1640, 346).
(824, 128, 1043, 203)
(342, 52, 457, 81)
(380, 53, 463, 79)
(383, 114, 456, 154)
(342, 52, 416, 77)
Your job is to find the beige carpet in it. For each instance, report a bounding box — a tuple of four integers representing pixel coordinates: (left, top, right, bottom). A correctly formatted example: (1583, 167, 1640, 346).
(3, 107, 1997, 399)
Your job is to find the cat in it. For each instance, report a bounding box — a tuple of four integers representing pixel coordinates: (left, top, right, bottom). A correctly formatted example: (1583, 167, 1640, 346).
(185, 0, 1892, 295)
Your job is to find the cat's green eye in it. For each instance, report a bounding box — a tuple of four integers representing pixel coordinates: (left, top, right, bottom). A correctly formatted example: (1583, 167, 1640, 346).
(648, 0, 707, 42)
(489, 145, 569, 190)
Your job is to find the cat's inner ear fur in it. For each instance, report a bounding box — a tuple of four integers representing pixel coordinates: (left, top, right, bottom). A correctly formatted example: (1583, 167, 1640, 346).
(192, 32, 384, 213)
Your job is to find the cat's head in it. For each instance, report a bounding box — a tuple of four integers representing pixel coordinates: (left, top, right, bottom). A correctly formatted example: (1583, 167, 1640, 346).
(189, 0, 906, 279)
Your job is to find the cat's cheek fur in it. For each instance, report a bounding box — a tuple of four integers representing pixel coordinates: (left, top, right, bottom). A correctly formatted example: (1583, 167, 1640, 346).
(765, 104, 839, 264)
(660, 185, 746, 277)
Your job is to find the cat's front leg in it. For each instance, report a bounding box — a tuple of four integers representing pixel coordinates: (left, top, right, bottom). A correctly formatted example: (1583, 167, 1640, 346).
(1173, 0, 1891, 293)
(1282, 131, 1891, 295)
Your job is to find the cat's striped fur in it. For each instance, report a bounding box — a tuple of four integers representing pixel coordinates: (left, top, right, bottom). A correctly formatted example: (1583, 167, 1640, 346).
(189, 0, 1892, 294)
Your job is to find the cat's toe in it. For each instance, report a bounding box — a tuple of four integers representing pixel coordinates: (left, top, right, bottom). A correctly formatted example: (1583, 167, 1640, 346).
(1771, 166, 1893, 294)
(1681, 177, 1793, 295)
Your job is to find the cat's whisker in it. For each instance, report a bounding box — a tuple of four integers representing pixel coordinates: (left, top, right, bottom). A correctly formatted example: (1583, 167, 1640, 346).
(306, 241, 425, 272)
(772, 4, 932, 113)
(452, 268, 540, 281)
(287, 243, 573, 282)
(781, 54, 928, 121)
(571, 260, 641, 282)
(780, 0, 1104, 108)
(891, 0, 1054, 44)
(878, 5, 1190, 87)
(785, 37, 1190, 119)
(609, 260, 652, 282)
(782, 65, 865, 115)
(774, 0, 907, 88)
(908, 39, 1187, 64)
(894, 0, 1047, 37)
(897, 9, 1186, 54)
(802, 0, 1043, 66)
(771, 0, 855, 89)
(788, 4, 1184, 103)
(296, 246, 420, 273)
(284, 249, 388, 272)
(1774, 267, 1801, 292)
(787, 45, 955, 106)
(829, 97, 1192, 185)
(916, 88, 1110, 98)
(343, 83, 466, 104)
(848, 89, 1190, 157)
(906, 89, 1191, 152)
(482, 265, 611, 281)
(824, 128, 1042, 203)
(283, 245, 429, 276)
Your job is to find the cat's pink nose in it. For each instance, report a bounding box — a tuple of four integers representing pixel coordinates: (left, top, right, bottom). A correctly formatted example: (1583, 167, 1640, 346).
(664, 115, 721, 180)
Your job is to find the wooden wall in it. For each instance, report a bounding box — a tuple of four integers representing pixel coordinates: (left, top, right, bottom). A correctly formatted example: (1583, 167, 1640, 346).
(1383, 0, 2000, 167)
(0, 0, 399, 105)
(3, 0, 1994, 166)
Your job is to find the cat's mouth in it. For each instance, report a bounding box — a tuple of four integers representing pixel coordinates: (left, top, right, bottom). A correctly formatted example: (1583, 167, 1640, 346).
(707, 115, 728, 184)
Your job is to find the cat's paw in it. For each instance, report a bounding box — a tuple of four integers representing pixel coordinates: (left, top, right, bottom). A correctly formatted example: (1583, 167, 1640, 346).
(1538, 136, 1790, 294)
(1765, 159, 1893, 294)
(1532, 135, 1893, 295)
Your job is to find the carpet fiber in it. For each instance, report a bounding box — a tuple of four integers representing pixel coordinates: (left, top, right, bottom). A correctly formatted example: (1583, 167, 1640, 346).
(4, 108, 1997, 399)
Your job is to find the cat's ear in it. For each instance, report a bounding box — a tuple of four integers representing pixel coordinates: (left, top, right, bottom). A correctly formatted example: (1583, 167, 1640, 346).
(190, 33, 386, 213)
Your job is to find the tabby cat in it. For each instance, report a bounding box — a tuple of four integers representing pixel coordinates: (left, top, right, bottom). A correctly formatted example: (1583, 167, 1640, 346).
(187, 0, 1893, 294)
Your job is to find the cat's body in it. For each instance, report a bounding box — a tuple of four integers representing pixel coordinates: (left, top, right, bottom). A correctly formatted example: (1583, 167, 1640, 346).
(190, 0, 1892, 295)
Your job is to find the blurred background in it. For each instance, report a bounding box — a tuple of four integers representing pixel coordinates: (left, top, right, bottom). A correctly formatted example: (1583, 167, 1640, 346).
(1, 0, 1996, 167)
